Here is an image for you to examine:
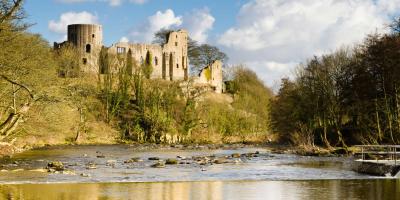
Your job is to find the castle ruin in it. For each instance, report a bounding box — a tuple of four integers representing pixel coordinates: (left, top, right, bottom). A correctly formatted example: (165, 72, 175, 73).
(55, 24, 223, 93)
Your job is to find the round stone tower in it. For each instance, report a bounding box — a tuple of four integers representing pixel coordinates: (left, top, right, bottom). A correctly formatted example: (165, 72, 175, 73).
(67, 24, 103, 73)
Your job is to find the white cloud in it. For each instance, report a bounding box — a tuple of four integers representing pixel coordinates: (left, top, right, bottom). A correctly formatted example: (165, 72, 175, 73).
(182, 8, 215, 43)
(56, 0, 148, 6)
(246, 61, 297, 91)
(218, 0, 400, 88)
(129, 0, 147, 4)
(48, 11, 99, 41)
(129, 9, 182, 42)
(119, 36, 129, 43)
(57, 0, 92, 2)
(108, 0, 122, 6)
(128, 8, 215, 44)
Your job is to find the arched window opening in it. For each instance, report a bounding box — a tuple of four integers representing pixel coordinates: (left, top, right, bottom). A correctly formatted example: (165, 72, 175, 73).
(86, 44, 91, 53)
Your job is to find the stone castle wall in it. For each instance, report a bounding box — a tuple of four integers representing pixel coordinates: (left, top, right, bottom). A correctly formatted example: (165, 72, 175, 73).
(55, 24, 221, 92)
(67, 24, 103, 73)
(195, 60, 223, 93)
(108, 30, 188, 81)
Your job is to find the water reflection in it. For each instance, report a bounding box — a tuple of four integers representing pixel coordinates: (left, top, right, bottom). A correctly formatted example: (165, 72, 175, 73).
(0, 179, 399, 200)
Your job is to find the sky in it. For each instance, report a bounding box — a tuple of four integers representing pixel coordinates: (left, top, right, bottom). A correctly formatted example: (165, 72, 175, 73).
(25, 0, 400, 90)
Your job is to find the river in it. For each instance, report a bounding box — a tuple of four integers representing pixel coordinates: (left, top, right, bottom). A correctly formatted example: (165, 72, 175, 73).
(0, 145, 397, 199)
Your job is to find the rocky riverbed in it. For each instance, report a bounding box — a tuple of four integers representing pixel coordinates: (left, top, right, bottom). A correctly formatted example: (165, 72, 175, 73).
(0, 144, 375, 184)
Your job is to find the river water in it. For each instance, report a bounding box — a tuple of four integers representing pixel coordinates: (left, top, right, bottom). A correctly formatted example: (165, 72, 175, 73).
(0, 145, 397, 199)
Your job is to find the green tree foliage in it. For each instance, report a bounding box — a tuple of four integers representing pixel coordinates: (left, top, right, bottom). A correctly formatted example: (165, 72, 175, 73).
(270, 21, 400, 147)
(198, 66, 272, 142)
(0, 0, 57, 140)
(142, 51, 153, 79)
(126, 49, 133, 75)
(55, 43, 80, 77)
(204, 68, 211, 81)
(0, 1, 61, 140)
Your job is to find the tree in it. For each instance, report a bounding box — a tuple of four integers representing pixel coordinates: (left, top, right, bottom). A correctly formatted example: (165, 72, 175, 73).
(0, 0, 57, 141)
(390, 17, 400, 34)
(152, 29, 172, 45)
(142, 51, 153, 79)
(152, 29, 228, 74)
(190, 44, 228, 74)
(126, 49, 133, 75)
(270, 21, 400, 147)
(55, 43, 80, 77)
(0, 0, 27, 33)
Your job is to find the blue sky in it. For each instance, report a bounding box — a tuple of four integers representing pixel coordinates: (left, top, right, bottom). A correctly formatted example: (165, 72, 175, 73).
(25, 0, 245, 45)
(24, 0, 400, 89)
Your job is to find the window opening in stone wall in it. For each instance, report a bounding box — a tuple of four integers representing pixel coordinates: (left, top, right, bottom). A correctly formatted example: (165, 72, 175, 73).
(92, 34, 95, 38)
(86, 44, 91, 53)
(83, 58, 87, 65)
(175, 42, 178, 46)
(155, 57, 158, 66)
(117, 47, 126, 54)
(176, 64, 179, 68)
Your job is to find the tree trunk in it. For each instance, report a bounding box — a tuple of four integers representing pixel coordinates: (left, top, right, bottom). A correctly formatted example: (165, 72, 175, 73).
(0, 102, 31, 137)
(375, 99, 382, 142)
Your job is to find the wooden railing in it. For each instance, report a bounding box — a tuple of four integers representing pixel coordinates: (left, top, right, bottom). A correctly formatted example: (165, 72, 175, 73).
(355, 145, 400, 165)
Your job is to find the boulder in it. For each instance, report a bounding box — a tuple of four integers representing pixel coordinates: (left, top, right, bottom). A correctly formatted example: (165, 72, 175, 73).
(151, 161, 165, 168)
(86, 162, 97, 169)
(213, 158, 228, 164)
(166, 158, 178, 165)
(231, 153, 241, 158)
(47, 161, 64, 171)
(148, 157, 160, 161)
(124, 157, 142, 163)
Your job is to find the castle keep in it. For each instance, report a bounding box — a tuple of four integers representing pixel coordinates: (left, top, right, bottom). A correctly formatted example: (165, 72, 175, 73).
(55, 24, 223, 93)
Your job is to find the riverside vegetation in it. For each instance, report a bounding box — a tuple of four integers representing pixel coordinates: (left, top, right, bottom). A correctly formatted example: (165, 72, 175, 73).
(0, 0, 272, 155)
(270, 18, 400, 152)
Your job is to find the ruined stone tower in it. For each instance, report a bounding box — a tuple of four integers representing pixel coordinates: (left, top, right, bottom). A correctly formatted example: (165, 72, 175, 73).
(67, 24, 103, 73)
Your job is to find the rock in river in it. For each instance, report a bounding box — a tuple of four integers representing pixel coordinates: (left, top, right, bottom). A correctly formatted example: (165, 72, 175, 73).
(231, 153, 241, 158)
(106, 160, 117, 167)
(151, 161, 165, 168)
(213, 158, 229, 164)
(86, 162, 97, 169)
(124, 157, 142, 163)
(47, 161, 64, 172)
(165, 158, 178, 165)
